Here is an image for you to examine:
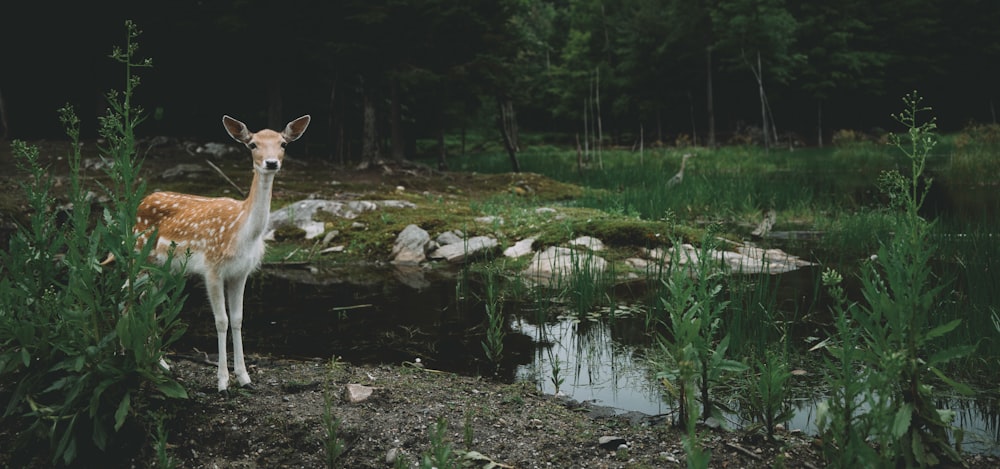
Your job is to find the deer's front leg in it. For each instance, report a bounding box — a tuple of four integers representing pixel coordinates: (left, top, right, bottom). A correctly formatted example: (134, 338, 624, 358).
(227, 273, 252, 387)
(205, 272, 230, 391)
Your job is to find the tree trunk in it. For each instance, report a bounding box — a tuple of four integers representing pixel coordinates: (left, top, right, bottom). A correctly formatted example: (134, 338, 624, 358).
(505, 99, 519, 151)
(390, 77, 404, 162)
(0, 85, 8, 140)
(328, 78, 346, 164)
(595, 67, 603, 169)
(688, 90, 698, 145)
(362, 84, 379, 165)
(706, 46, 716, 148)
(437, 124, 447, 170)
(582, 98, 589, 161)
(817, 100, 824, 148)
(756, 51, 770, 151)
(496, 96, 520, 173)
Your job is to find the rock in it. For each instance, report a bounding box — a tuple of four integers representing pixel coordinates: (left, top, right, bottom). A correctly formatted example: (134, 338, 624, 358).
(569, 236, 605, 251)
(390, 224, 431, 265)
(436, 230, 464, 246)
(475, 215, 503, 225)
(598, 436, 627, 450)
(503, 237, 535, 258)
(385, 447, 403, 465)
(522, 246, 607, 285)
(321, 230, 339, 245)
(344, 383, 373, 403)
(268, 199, 415, 240)
(392, 263, 431, 290)
(535, 207, 557, 215)
(625, 257, 648, 270)
(428, 236, 498, 263)
(195, 142, 234, 157)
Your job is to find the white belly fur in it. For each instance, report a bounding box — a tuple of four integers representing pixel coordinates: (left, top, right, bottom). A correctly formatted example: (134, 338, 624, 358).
(156, 237, 266, 281)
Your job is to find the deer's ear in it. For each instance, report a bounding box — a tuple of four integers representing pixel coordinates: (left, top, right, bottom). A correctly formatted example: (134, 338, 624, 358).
(223, 115, 252, 144)
(282, 115, 311, 142)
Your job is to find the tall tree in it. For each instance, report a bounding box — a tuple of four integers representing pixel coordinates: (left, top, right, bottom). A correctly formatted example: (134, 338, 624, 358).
(711, 0, 799, 149)
(793, 0, 890, 146)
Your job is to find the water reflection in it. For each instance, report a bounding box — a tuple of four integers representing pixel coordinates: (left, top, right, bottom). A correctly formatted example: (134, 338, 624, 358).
(513, 318, 666, 416)
(171, 262, 999, 456)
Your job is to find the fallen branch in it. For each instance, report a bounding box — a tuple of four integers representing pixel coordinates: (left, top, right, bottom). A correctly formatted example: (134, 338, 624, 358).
(724, 441, 762, 461)
(205, 159, 246, 198)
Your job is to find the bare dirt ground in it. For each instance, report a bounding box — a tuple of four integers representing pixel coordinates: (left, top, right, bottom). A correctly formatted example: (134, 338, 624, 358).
(2, 139, 998, 468)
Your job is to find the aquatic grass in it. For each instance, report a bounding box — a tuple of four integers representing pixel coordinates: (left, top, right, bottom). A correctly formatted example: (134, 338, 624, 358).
(742, 347, 794, 441)
(449, 145, 884, 232)
(935, 224, 1000, 369)
(479, 268, 505, 369)
(815, 207, 898, 264)
(724, 272, 782, 354)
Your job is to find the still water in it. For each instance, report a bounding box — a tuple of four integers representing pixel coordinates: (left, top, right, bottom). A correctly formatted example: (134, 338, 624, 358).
(172, 258, 1000, 456)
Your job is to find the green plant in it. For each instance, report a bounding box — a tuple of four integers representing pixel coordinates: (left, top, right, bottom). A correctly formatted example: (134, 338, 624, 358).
(743, 347, 794, 441)
(547, 350, 565, 395)
(322, 358, 346, 468)
(817, 268, 879, 466)
(152, 411, 176, 469)
(654, 235, 746, 426)
(420, 417, 457, 469)
(818, 92, 975, 467)
(463, 411, 474, 449)
(0, 21, 188, 465)
(479, 268, 505, 368)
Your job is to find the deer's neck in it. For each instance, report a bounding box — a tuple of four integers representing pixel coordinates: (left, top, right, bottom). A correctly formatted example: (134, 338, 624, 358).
(240, 170, 275, 242)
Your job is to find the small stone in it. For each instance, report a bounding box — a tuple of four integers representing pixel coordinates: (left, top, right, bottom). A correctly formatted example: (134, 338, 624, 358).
(598, 436, 626, 449)
(386, 447, 402, 464)
(345, 383, 374, 403)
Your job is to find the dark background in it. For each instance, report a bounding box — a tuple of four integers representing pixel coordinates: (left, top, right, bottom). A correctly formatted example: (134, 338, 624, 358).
(2, 0, 999, 160)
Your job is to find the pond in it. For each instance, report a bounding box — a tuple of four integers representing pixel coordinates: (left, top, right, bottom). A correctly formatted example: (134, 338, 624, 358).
(173, 259, 1000, 457)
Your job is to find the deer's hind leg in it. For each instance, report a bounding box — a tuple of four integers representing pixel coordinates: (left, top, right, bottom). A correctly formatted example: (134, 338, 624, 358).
(205, 271, 231, 392)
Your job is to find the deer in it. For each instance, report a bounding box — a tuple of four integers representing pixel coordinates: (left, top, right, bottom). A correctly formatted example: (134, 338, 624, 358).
(129, 114, 310, 391)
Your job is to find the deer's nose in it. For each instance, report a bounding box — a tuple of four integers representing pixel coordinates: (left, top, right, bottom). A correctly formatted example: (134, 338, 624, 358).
(264, 160, 280, 170)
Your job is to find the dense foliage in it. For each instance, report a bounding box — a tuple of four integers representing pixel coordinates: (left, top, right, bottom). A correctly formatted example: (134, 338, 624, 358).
(4, 0, 1000, 156)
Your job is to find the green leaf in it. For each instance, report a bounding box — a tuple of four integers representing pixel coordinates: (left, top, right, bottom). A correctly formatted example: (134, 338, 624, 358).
(892, 403, 912, 438)
(928, 345, 975, 366)
(155, 379, 189, 399)
(717, 359, 749, 373)
(924, 319, 961, 340)
(20, 347, 30, 367)
(929, 366, 975, 396)
(114, 392, 131, 431)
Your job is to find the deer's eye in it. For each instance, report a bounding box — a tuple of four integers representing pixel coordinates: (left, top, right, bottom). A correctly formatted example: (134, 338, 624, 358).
(280, 142, 287, 149)
(248, 142, 257, 150)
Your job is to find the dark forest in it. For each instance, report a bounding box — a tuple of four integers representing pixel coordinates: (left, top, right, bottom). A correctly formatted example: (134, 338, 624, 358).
(3, 0, 999, 160)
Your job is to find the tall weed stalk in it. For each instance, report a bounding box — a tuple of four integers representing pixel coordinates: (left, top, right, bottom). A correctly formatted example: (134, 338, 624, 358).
(0, 21, 188, 465)
(653, 234, 747, 426)
(819, 92, 974, 467)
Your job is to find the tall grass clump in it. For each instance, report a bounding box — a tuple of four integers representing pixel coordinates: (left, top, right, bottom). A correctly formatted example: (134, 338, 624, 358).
(947, 123, 1000, 183)
(479, 268, 505, 369)
(652, 234, 747, 426)
(818, 92, 975, 467)
(934, 223, 1000, 367)
(0, 21, 188, 465)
